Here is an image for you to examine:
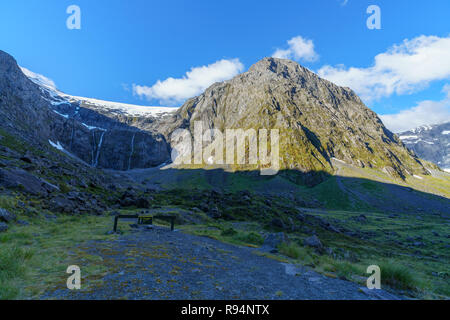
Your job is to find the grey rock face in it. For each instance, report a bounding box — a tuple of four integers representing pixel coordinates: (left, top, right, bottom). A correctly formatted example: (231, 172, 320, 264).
(263, 232, 288, 249)
(0, 50, 170, 171)
(398, 122, 450, 171)
(0, 168, 53, 196)
(303, 235, 323, 249)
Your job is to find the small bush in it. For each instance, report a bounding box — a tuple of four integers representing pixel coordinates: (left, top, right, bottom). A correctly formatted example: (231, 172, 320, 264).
(379, 262, 417, 291)
(235, 232, 264, 246)
(221, 227, 238, 237)
(331, 261, 362, 280)
(0, 195, 16, 211)
(0, 246, 34, 299)
(59, 182, 71, 194)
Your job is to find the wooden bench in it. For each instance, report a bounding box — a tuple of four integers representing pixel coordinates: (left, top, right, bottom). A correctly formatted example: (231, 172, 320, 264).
(113, 213, 176, 232)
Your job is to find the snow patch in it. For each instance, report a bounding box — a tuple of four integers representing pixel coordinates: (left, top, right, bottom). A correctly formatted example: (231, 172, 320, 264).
(82, 123, 106, 131)
(399, 135, 418, 140)
(48, 140, 65, 151)
(66, 96, 178, 117)
(442, 130, 450, 135)
(21, 67, 57, 91)
(52, 110, 69, 119)
(413, 175, 423, 180)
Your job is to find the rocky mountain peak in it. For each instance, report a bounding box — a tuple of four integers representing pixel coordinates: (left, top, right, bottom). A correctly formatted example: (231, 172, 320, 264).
(248, 57, 315, 80)
(0, 50, 39, 97)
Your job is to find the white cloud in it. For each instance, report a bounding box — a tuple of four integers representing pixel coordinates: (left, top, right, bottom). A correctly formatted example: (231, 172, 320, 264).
(272, 36, 319, 62)
(133, 59, 244, 104)
(380, 84, 450, 133)
(318, 35, 450, 101)
(340, 0, 349, 6)
(20, 66, 57, 91)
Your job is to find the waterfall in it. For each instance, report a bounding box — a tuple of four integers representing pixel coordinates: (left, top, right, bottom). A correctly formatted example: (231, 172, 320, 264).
(70, 119, 75, 149)
(93, 131, 106, 168)
(128, 132, 136, 170)
(91, 131, 95, 166)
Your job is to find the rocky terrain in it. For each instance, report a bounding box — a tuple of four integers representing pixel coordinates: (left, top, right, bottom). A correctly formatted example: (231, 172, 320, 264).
(0, 49, 449, 300)
(399, 122, 450, 172)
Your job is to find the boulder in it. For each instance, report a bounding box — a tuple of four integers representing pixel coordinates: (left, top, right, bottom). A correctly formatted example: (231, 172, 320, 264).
(354, 214, 368, 223)
(0, 168, 49, 196)
(49, 196, 76, 213)
(263, 232, 288, 249)
(0, 222, 8, 232)
(304, 235, 323, 250)
(0, 208, 16, 223)
(208, 206, 221, 219)
(271, 218, 286, 229)
(135, 197, 150, 209)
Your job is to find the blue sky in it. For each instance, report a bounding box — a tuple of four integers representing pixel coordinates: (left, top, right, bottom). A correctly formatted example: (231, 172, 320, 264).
(1, 0, 449, 132)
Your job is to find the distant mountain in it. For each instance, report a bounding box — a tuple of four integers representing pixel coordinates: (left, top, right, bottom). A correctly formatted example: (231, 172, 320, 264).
(398, 122, 450, 172)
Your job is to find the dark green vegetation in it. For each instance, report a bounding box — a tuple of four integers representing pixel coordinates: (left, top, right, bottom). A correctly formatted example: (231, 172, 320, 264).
(1, 130, 449, 299)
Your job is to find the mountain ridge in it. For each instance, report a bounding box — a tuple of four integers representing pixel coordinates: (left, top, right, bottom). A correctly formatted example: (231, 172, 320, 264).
(399, 122, 450, 171)
(157, 57, 433, 180)
(0, 50, 438, 181)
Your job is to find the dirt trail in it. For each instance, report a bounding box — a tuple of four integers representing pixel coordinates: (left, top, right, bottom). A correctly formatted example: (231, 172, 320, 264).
(43, 226, 401, 300)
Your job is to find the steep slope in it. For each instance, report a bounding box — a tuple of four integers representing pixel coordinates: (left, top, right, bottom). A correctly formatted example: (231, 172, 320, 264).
(0, 50, 170, 170)
(399, 122, 450, 171)
(157, 58, 430, 180)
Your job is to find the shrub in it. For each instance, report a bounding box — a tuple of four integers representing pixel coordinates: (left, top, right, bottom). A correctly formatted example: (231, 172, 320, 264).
(59, 182, 71, 194)
(379, 262, 417, 291)
(0, 195, 16, 211)
(331, 261, 362, 280)
(0, 246, 34, 299)
(221, 227, 238, 237)
(235, 232, 264, 246)
(279, 242, 301, 259)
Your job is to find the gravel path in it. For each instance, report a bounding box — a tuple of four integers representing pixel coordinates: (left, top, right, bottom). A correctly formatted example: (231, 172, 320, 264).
(43, 226, 401, 300)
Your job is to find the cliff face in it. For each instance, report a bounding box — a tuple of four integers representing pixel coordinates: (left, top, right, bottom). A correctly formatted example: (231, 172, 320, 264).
(0, 50, 170, 170)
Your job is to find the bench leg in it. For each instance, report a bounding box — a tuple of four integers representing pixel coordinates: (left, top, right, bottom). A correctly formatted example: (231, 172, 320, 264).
(113, 216, 118, 233)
